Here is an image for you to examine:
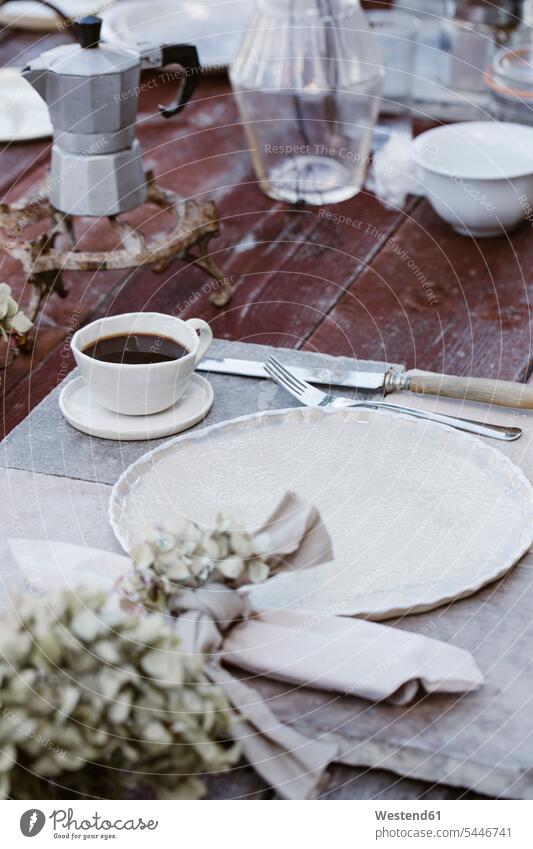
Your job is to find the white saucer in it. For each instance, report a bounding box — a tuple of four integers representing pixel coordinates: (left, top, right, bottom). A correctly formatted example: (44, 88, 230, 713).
(59, 374, 213, 441)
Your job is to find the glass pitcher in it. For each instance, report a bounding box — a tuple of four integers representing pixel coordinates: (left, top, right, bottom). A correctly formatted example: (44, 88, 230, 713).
(229, 0, 384, 205)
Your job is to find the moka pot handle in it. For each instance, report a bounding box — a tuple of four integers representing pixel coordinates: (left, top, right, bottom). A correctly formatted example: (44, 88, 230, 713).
(158, 44, 201, 118)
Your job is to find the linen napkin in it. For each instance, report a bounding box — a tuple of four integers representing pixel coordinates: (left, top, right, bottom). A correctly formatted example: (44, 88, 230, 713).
(7, 494, 482, 800)
(223, 608, 482, 706)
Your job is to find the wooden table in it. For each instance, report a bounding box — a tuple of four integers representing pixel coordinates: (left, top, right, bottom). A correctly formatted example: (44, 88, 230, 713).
(2, 28, 533, 439)
(2, 23, 533, 802)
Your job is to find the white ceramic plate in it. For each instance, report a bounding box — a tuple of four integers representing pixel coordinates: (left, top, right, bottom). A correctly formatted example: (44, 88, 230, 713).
(109, 407, 533, 620)
(0, 69, 52, 141)
(0, 1, 112, 32)
(60, 373, 213, 441)
(101, 0, 251, 70)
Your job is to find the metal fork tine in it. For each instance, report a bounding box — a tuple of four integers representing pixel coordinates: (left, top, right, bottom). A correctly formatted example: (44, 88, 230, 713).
(269, 355, 308, 390)
(265, 363, 304, 397)
(270, 366, 305, 395)
(265, 361, 304, 396)
(268, 356, 308, 392)
(264, 362, 291, 392)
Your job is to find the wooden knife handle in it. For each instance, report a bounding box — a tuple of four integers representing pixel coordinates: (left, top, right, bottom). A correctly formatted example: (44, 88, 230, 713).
(398, 370, 533, 409)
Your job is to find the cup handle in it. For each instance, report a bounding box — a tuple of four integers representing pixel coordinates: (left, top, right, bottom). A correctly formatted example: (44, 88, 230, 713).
(186, 318, 213, 366)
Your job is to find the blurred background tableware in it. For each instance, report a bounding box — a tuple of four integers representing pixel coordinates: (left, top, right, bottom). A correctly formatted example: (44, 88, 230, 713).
(0, 0, 111, 31)
(485, 44, 533, 125)
(367, 10, 420, 150)
(101, 0, 252, 71)
(443, 1, 521, 97)
(413, 120, 533, 236)
(229, 0, 384, 205)
(0, 68, 52, 141)
(394, 0, 523, 120)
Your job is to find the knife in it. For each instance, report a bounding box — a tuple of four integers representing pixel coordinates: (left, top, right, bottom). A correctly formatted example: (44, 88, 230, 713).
(197, 357, 533, 409)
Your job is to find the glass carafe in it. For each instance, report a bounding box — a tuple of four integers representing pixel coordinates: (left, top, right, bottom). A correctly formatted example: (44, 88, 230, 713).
(229, 0, 384, 205)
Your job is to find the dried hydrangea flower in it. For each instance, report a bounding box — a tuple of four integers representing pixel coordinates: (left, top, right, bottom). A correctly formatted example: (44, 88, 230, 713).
(0, 283, 32, 342)
(128, 512, 272, 612)
(0, 587, 237, 799)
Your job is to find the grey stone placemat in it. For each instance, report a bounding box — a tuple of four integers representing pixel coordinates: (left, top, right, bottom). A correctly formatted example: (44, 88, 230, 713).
(0, 339, 397, 485)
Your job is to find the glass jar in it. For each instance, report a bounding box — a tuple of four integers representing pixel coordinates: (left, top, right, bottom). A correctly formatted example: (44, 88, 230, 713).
(485, 45, 533, 125)
(229, 0, 384, 205)
(444, 1, 522, 94)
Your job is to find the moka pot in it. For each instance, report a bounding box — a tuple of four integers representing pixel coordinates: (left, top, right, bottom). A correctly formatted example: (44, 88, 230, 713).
(22, 15, 200, 216)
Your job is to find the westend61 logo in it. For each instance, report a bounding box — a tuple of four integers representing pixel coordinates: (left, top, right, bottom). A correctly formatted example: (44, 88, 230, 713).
(20, 808, 159, 839)
(20, 810, 46, 837)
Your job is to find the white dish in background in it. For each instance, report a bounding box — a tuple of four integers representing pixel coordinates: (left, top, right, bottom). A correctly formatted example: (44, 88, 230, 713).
(413, 121, 533, 237)
(109, 406, 533, 620)
(0, 69, 52, 141)
(59, 373, 213, 441)
(0, 0, 112, 32)
(101, 0, 251, 70)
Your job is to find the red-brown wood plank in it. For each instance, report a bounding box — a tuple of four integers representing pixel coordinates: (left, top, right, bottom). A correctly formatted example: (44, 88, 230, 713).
(306, 202, 533, 381)
(3, 20, 533, 435)
(2, 332, 76, 436)
(178, 194, 420, 346)
(125, 83, 419, 342)
(67, 183, 417, 352)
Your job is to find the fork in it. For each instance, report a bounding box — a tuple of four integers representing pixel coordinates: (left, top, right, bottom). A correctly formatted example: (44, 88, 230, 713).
(265, 356, 522, 442)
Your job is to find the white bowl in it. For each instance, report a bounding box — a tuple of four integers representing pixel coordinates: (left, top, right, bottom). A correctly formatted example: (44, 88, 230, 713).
(413, 121, 533, 237)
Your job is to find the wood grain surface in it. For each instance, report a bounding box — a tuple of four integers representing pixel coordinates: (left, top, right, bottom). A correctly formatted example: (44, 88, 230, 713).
(1, 26, 532, 437)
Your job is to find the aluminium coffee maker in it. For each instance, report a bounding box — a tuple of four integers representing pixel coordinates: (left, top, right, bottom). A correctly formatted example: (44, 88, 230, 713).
(22, 15, 200, 216)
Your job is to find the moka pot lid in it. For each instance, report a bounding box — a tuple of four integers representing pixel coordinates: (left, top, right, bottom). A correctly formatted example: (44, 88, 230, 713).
(47, 15, 139, 77)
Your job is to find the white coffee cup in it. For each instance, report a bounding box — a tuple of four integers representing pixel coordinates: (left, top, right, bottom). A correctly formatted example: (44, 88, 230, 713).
(71, 312, 213, 416)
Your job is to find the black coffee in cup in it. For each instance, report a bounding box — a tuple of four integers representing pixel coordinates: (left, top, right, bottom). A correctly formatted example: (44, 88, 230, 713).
(82, 333, 189, 365)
